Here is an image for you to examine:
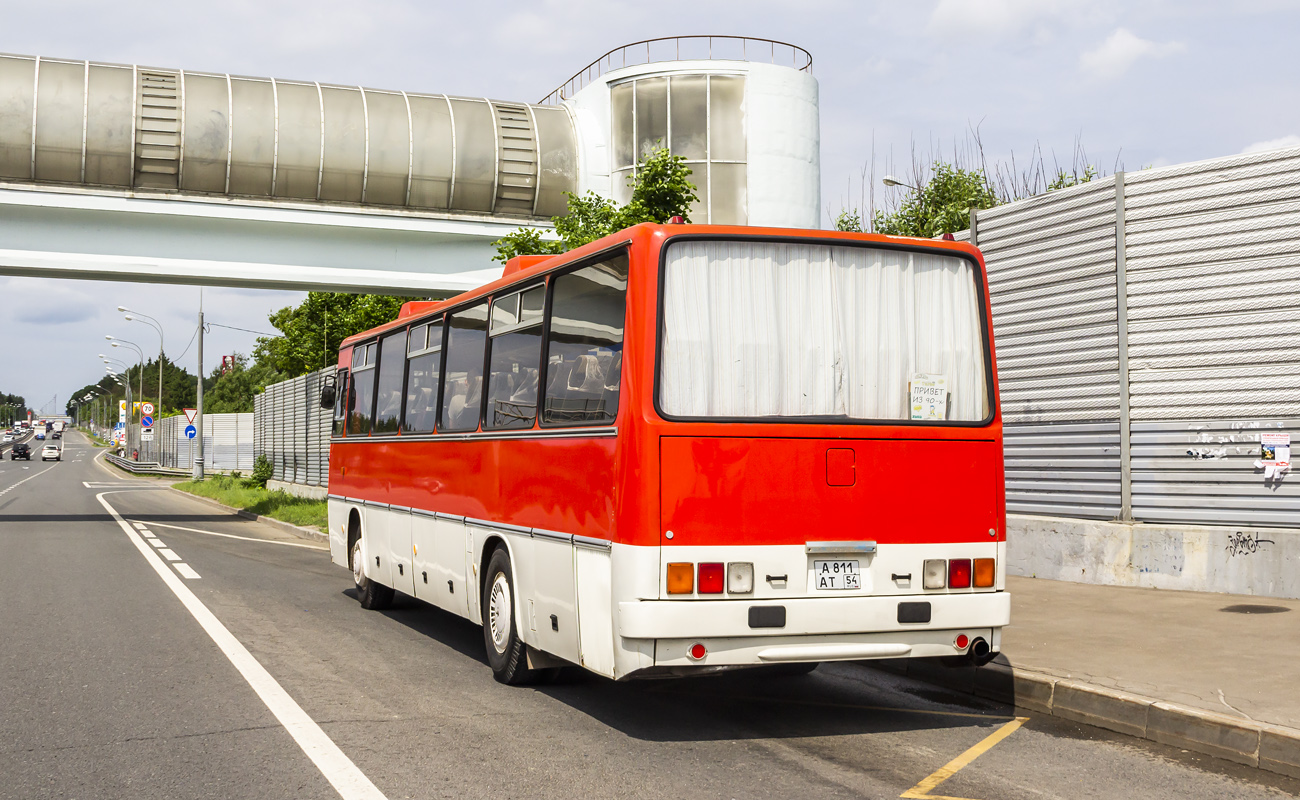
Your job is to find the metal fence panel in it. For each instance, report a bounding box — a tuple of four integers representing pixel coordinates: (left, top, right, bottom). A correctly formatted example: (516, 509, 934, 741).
(978, 178, 1122, 519)
(253, 366, 334, 489)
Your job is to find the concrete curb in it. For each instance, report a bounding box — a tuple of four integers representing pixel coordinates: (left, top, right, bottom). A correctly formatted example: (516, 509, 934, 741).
(871, 657, 1300, 779)
(167, 486, 328, 545)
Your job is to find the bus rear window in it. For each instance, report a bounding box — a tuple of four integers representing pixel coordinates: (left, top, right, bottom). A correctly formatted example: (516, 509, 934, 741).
(658, 240, 990, 423)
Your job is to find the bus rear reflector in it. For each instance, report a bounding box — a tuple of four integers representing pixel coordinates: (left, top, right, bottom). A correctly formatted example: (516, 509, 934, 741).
(698, 563, 725, 594)
(974, 558, 995, 587)
(949, 559, 972, 589)
(688, 642, 707, 660)
(923, 559, 946, 589)
(667, 563, 694, 594)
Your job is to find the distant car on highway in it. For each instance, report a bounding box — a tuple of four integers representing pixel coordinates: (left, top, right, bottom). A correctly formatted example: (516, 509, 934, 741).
(35, 432, 45, 440)
(51, 431, 61, 440)
(11, 442, 31, 460)
(40, 444, 60, 462)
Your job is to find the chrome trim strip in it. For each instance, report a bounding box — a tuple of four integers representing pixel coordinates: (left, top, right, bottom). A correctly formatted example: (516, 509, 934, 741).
(466, 516, 531, 535)
(411, 507, 438, 519)
(389, 505, 412, 514)
(805, 541, 877, 555)
(531, 528, 573, 544)
(573, 534, 613, 551)
(434, 511, 465, 522)
(326, 493, 346, 502)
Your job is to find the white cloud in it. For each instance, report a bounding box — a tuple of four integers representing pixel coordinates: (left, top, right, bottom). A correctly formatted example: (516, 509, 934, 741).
(1080, 28, 1185, 80)
(928, 0, 1085, 38)
(1240, 135, 1300, 154)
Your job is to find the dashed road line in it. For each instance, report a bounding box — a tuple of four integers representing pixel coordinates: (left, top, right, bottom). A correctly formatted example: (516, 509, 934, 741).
(149, 539, 167, 549)
(159, 549, 182, 562)
(174, 563, 201, 579)
(97, 492, 388, 800)
(0, 464, 57, 498)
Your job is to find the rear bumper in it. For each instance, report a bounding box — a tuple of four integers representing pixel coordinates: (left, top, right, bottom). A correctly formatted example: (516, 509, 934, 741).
(618, 590, 1010, 639)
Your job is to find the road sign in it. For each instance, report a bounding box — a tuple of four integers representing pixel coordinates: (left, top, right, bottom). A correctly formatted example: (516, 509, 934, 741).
(141, 402, 155, 416)
(141, 427, 154, 442)
(183, 408, 198, 424)
(185, 424, 197, 439)
(141, 415, 154, 428)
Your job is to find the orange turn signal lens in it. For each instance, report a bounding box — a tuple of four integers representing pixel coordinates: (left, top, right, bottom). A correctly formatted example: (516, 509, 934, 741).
(667, 562, 694, 594)
(974, 558, 995, 588)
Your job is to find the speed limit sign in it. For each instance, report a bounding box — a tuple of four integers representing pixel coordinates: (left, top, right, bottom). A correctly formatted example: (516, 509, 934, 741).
(142, 402, 155, 416)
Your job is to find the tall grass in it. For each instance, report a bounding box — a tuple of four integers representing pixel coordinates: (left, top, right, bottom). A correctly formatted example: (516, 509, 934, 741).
(174, 474, 327, 530)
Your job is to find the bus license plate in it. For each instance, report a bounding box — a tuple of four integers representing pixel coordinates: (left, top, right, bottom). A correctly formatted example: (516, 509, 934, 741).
(813, 560, 860, 590)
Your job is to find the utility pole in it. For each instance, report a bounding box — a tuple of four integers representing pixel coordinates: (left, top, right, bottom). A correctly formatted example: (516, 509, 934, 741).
(194, 292, 205, 480)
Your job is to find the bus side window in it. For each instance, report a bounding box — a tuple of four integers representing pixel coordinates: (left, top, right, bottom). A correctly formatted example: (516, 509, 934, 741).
(332, 369, 349, 436)
(403, 318, 442, 434)
(484, 285, 545, 430)
(349, 342, 377, 435)
(372, 330, 407, 434)
(542, 253, 629, 426)
(440, 302, 489, 433)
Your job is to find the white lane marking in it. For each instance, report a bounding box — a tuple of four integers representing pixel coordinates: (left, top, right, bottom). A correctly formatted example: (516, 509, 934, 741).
(150, 539, 167, 548)
(133, 522, 147, 530)
(142, 520, 328, 551)
(159, 549, 182, 562)
(174, 563, 201, 580)
(0, 463, 57, 497)
(96, 492, 387, 800)
(140, 530, 157, 539)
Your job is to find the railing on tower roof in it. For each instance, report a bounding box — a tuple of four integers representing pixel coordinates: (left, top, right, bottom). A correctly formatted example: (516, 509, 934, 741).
(539, 36, 812, 105)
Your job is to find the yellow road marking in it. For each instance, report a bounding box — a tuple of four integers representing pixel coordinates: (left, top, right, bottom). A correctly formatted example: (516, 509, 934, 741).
(901, 716, 1029, 800)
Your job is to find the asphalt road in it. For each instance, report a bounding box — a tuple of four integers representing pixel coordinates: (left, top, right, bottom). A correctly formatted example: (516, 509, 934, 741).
(2, 431, 1298, 800)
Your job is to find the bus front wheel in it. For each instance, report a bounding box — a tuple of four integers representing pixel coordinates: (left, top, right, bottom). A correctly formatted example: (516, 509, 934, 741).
(482, 547, 552, 685)
(351, 535, 393, 610)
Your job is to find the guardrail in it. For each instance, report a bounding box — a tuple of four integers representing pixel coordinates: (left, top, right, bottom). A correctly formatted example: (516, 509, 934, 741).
(539, 36, 812, 105)
(104, 453, 190, 476)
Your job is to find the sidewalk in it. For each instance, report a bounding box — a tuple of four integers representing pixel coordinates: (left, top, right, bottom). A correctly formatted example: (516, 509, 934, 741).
(874, 575, 1300, 778)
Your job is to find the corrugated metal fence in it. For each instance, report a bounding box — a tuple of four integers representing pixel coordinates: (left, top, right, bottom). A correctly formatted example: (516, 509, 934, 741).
(253, 367, 334, 488)
(972, 145, 1300, 527)
(144, 412, 253, 471)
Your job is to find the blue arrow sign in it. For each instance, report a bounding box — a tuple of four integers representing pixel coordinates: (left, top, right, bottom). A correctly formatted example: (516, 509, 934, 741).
(185, 424, 197, 439)
(141, 415, 154, 427)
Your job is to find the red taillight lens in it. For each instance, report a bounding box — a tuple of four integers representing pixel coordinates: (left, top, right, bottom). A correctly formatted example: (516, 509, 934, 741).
(698, 563, 725, 594)
(949, 559, 972, 589)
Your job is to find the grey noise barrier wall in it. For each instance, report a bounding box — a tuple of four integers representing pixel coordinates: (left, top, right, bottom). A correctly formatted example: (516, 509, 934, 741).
(254, 368, 334, 498)
(969, 144, 1300, 531)
(0, 53, 576, 218)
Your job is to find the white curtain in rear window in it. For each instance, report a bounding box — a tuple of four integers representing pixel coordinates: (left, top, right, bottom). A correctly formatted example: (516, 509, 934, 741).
(659, 241, 989, 421)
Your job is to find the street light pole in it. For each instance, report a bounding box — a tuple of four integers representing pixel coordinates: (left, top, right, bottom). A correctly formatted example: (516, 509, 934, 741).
(120, 307, 164, 417)
(195, 295, 205, 480)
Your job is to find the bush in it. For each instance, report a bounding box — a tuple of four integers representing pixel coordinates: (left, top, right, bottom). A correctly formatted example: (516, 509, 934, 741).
(247, 455, 273, 488)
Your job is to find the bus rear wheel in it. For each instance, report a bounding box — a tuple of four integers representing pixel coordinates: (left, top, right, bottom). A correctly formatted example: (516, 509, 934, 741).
(482, 547, 550, 685)
(351, 535, 393, 610)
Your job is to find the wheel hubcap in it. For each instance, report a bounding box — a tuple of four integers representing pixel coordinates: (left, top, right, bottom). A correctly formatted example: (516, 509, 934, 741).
(351, 540, 364, 588)
(488, 573, 512, 654)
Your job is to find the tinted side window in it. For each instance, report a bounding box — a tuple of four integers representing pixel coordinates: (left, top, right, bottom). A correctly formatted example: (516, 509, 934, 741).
(332, 368, 349, 436)
(543, 254, 629, 425)
(485, 285, 545, 430)
(439, 302, 489, 432)
(372, 331, 407, 433)
(348, 347, 376, 435)
(404, 317, 442, 434)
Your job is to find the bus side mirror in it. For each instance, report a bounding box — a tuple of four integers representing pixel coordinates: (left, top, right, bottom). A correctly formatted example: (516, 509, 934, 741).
(319, 375, 337, 409)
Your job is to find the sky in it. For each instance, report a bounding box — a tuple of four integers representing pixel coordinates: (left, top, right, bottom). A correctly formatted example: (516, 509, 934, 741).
(1, 0, 1298, 413)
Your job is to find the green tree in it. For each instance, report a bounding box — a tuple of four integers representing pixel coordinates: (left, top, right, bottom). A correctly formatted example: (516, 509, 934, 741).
(493, 145, 699, 263)
(833, 209, 864, 233)
(873, 163, 1000, 238)
(255, 292, 409, 377)
(203, 354, 288, 414)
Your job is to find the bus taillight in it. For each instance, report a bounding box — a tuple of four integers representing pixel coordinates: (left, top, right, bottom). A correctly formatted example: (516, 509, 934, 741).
(923, 559, 947, 589)
(949, 559, 972, 589)
(727, 562, 754, 594)
(667, 563, 694, 594)
(974, 558, 995, 588)
(698, 563, 725, 594)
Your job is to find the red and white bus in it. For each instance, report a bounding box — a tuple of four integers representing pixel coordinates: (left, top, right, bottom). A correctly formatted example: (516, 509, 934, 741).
(325, 222, 1008, 684)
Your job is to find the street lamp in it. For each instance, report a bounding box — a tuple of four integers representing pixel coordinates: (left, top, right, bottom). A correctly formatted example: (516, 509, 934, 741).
(106, 336, 145, 418)
(882, 175, 917, 190)
(120, 307, 165, 416)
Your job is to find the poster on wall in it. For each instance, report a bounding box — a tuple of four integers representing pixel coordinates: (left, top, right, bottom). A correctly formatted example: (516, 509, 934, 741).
(1260, 432, 1290, 466)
